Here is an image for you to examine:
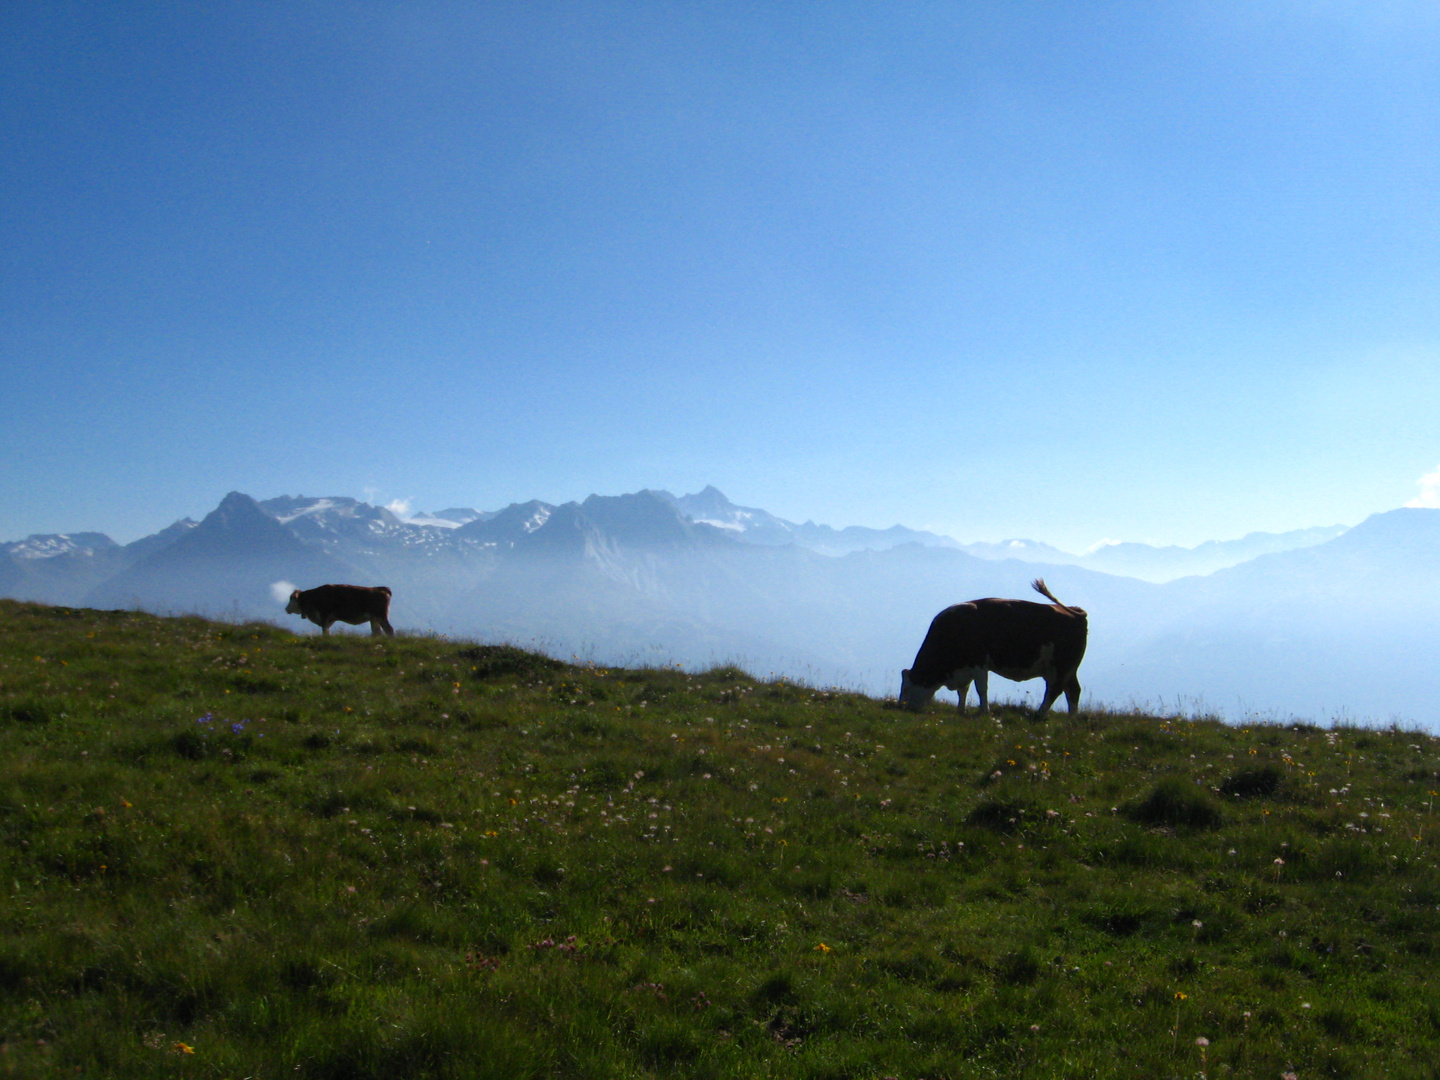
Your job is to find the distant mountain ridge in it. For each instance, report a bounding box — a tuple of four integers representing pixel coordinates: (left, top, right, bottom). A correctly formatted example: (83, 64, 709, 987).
(952, 526, 1349, 581)
(0, 519, 200, 606)
(3, 485, 1346, 585)
(6, 485, 1435, 725)
(3, 532, 119, 560)
(88, 493, 352, 619)
(655, 485, 964, 555)
(651, 486, 1345, 579)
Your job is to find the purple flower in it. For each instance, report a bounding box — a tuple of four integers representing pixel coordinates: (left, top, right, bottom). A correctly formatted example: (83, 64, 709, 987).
(231, 721, 247, 734)
(196, 712, 214, 725)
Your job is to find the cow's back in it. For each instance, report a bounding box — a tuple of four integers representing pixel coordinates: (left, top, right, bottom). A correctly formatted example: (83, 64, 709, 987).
(979, 598, 1087, 671)
(912, 598, 1085, 683)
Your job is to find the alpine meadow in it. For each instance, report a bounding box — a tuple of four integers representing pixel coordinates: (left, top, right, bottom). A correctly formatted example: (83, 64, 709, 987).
(3, 599, 1440, 1078)
(7, 6, 1440, 1077)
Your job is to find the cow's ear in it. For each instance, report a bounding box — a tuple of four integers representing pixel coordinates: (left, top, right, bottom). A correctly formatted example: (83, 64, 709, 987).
(901, 668, 912, 679)
(289, 589, 301, 600)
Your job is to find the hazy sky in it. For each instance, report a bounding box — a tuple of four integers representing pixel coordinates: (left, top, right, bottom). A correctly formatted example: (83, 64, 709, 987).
(5, 2, 1439, 550)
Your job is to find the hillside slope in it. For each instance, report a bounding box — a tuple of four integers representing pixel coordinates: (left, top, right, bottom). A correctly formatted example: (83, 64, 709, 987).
(2, 600, 1439, 1077)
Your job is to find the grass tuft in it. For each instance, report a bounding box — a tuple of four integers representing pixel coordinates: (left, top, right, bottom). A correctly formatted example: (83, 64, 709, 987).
(1126, 777, 1225, 830)
(1220, 764, 1284, 799)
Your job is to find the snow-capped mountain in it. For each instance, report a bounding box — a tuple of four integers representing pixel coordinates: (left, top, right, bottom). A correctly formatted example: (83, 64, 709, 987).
(455, 500, 556, 549)
(0, 521, 197, 605)
(651, 487, 1342, 576)
(11, 485, 1437, 725)
(655, 485, 961, 555)
(3, 532, 119, 560)
(257, 496, 477, 557)
(88, 493, 353, 617)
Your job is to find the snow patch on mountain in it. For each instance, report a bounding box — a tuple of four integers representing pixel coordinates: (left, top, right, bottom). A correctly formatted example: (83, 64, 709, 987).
(266, 497, 345, 524)
(3, 533, 118, 560)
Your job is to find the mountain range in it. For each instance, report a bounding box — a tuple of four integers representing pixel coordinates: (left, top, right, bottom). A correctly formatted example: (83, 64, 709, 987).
(3, 487, 1435, 726)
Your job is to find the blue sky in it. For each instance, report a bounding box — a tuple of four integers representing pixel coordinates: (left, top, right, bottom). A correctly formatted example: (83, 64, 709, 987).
(4, 1, 1439, 550)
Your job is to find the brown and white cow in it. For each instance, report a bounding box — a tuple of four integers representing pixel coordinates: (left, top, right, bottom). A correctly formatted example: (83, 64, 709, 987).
(899, 579, 1087, 716)
(286, 584, 395, 637)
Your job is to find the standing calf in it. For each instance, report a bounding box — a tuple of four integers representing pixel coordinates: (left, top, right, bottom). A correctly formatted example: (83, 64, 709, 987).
(899, 579, 1086, 716)
(286, 584, 395, 637)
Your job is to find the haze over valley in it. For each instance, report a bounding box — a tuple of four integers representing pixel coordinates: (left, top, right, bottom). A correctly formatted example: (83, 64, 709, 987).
(5, 486, 1435, 729)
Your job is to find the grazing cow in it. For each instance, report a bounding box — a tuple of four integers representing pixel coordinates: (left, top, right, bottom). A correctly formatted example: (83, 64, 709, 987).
(286, 584, 395, 637)
(899, 579, 1087, 716)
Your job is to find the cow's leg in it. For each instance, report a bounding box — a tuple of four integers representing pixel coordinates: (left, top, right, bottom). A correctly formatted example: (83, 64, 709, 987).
(974, 670, 990, 713)
(1064, 673, 1081, 714)
(1036, 678, 1063, 717)
(378, 616, 394, 637)
(954, 678, 973, 712)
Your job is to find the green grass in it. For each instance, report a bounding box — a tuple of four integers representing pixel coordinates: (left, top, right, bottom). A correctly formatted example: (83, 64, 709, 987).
(2, 598, 1440, 1078)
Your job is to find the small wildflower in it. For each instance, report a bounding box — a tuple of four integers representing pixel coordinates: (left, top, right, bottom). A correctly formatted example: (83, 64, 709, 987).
(815, 942, 832, 952)
(172, 1042, 195, 1055)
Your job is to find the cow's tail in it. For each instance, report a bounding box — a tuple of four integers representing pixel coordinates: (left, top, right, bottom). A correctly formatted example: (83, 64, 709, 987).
(1032, 578, 1078, 611)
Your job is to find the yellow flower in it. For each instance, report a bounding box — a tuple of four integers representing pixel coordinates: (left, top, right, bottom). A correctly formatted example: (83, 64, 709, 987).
(1174, 991, 1187, 1001)
(815, 942, 832, 953)
(173, 1042, 195, 1055)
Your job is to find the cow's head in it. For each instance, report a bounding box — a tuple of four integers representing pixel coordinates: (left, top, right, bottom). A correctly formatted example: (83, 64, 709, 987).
(898, 668, 938, 712)
(285, 589, 303, 615)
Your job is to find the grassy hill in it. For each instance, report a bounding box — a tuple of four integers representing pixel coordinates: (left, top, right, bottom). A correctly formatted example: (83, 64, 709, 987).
(2, 599, 1438, 1079)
